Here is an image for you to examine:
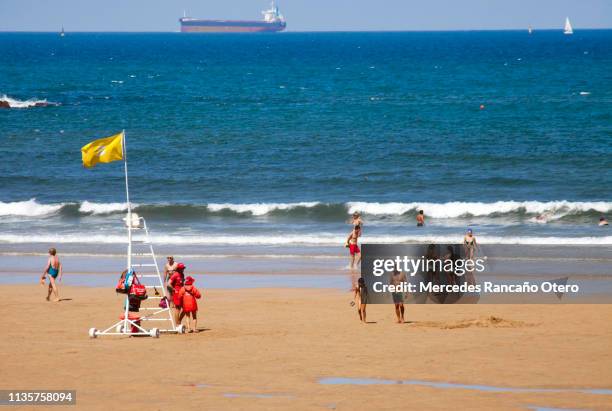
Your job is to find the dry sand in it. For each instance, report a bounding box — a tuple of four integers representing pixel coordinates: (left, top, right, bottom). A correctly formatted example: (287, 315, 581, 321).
(1, 283, 611, 410)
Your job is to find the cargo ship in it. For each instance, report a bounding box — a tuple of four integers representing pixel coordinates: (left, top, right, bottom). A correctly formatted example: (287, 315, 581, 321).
(179, 2, 286, 33)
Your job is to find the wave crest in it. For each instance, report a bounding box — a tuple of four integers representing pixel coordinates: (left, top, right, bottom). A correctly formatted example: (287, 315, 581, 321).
(348, 200, 612, 219)
(0, 199, 65, 217)
(0, 94, 58, 109)
(1, 232, 611, 246)
(0, 199, 610, 220)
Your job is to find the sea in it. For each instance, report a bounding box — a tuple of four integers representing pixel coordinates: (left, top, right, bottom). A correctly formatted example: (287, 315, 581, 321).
(1, 31, 611, 267)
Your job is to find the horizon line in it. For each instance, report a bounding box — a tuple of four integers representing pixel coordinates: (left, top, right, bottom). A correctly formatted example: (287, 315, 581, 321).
(1, 27, 611, 33)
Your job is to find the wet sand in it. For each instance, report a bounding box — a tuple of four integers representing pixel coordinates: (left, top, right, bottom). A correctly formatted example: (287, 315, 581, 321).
(1, 283, 611, 410)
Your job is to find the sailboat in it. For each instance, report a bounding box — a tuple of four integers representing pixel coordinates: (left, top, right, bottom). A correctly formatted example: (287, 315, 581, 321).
(528, 25, 533, 35)
(564, 17, 573, 35)
(60, 26, 65, 37)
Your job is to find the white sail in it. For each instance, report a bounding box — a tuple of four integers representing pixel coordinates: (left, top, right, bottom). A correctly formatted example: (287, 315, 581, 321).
(564, 17, 573, 35)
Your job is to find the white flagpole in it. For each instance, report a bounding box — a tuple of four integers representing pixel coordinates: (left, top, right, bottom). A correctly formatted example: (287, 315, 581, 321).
(122, 130, 132, 270)
(122, 130, 131, 332)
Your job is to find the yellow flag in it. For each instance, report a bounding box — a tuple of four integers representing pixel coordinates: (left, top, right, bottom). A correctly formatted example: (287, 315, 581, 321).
(81, 131, 124, 168)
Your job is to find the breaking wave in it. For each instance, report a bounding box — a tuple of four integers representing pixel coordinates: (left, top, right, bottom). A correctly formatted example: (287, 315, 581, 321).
(1, 232, 611, 246)
(0, 199, 65, 217)
(0, 94, 58, 109)
(0, 199, 611, 220)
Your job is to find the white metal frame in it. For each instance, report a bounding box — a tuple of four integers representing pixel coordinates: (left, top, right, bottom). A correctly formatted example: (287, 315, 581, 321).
(88, 131, 185, 338)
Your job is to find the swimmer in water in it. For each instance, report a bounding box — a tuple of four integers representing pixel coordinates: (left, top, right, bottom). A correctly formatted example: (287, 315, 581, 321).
(416, 210, 425, 227)
(600, 216, 609, 226)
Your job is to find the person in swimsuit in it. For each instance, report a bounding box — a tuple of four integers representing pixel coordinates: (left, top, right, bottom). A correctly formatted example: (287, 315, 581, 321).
(463, 229, 479, 285)
(346, 226, 362, 270)
(442, 245, 458, 285)
(350, 211, 363, 230)
(355, 277, 368, 323)
(599, 216, 609, 226)
(168, 263, 186, 325)
(164, 256, 178, 295)
(424, 244, 439, 285)
(416, 210, 425, 227)
(463, 229, 478, 260)
(164, 256, 178, 282)
(390, 269, 406, 323)
(41, 247, 62, 302)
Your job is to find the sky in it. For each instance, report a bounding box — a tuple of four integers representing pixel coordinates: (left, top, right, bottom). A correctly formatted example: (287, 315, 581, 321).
(0, 0, 610, 32)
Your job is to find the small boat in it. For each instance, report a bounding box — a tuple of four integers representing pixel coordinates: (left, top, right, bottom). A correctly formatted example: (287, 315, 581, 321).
(60, 26, 65, 37)
(528, 25, 533, 34)
(564, 17, 573, 35)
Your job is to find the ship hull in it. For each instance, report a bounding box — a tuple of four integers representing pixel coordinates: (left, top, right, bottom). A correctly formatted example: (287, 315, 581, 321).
(180, 19, 285, 33)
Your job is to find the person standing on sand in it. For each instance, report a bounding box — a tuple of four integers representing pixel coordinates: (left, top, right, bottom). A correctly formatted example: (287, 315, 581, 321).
(179, 276, 202, 333)
(355, 277, 368, 323)
(416, 210, 425, 227)
(463, 228, 478, 261)
(345, 225, 362, 270)
(168, 263, 186, 325)
(164, 256, 178, 285)
(41, 248, 62, 302)
(463, 229, 479, 286)
(390, 269, 406, 323)
(442, 245, 458, 285)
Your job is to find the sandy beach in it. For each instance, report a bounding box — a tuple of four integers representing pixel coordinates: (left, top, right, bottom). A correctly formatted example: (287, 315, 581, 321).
(1, 281, 611, 410)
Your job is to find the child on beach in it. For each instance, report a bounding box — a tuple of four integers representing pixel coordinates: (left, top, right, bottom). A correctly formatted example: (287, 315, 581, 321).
(40, 248, 62, 302)
(167, 263, 186, 325)
(178, 276, 202, 333)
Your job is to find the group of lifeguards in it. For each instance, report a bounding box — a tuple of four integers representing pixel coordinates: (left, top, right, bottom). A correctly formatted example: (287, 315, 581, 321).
(164, 256, 202, 333)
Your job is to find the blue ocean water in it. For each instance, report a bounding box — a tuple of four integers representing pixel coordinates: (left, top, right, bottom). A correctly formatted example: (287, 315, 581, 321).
(1, 31, 611, 248)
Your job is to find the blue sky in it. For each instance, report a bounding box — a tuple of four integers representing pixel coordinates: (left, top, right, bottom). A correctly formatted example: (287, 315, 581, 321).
(0, 0, 610, 31)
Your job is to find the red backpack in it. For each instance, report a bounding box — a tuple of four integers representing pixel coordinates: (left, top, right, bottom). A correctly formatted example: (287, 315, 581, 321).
(129, 274, 148, 300)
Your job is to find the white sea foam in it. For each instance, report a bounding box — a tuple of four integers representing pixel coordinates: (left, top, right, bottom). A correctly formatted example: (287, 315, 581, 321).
(0, 94, 55, 108)
(0, 199, 610, 219)
(348, 201, 612, 218)
(79, 201, 131, 215)
(207, 202, 320, 216)
(0, 199, 65, 217)
(1, 232, 611, 246)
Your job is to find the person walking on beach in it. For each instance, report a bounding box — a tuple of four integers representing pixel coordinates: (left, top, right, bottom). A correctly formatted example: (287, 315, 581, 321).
(179, 276, 202, 333)
(390, 269, 406, 323)
(463, 229, 478, 260)
(355, 277, 368, 323)
(416, 210, 425, 227)
(345, 225, 362, 270)
(41, 248, 62, 302)
(463, 229, 479, 286)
